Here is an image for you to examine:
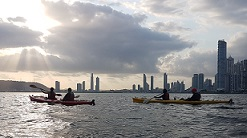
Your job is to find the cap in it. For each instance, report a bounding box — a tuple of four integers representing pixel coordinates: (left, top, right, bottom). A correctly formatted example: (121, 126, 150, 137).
(192, 88, 197, 93)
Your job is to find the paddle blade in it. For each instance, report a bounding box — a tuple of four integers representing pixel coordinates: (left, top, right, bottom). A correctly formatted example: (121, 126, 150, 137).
(30, 85, 37, 88)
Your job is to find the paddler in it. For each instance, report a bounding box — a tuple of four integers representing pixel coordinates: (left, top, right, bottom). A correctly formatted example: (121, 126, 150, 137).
(62, 88, 80, 101)
(185, 88, 201, 101)
(43, 87, 57, 100)
(154, 89, 170, 100)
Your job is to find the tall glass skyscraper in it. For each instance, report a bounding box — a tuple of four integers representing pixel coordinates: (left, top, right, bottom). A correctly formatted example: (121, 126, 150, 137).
(164, 73, 168, 89)
(217, 40, 227, 89)
(150, 76, 154, 91)
(55, 81, 60, 92)
(143, 74, 147, 92)
(91, 73, 94, 91)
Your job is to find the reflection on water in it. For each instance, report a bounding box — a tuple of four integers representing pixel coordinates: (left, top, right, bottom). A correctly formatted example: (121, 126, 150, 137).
(0, 93, 69, 138)
(0, 92, 247, 138)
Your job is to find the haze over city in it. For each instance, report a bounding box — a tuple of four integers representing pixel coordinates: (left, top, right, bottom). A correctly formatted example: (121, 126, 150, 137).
(0, 0, 247, 90)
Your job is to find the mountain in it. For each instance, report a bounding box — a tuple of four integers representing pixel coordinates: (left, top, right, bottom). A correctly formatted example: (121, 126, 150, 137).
(0, 80, 49, 92)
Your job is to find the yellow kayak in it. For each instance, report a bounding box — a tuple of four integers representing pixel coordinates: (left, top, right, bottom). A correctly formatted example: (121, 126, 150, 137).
(132, 97, 233, 105)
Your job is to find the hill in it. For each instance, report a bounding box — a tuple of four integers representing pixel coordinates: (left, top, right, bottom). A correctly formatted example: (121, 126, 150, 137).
(0, 80, 49, 92)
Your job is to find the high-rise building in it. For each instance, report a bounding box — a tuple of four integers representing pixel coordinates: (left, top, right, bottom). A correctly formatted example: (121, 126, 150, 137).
(164, 73, 168, 89)
(150, 76, 154, 91)
(198, 73, 204, 90)
(138, 84, 141, 91)
(143, 74, 147, 92)
(132, 84, 136, 91)
(82, 81, 85, 91)
(192, 74, 199, 89)
(55, 81, 60, 92)
(95, 77, 100, 92)
(204, 78, 213, 91)
(217, 40, 227, 89)
(77, 83, 82, 92)
(225, 56, 234, 92)
(90, 73, 94, 91)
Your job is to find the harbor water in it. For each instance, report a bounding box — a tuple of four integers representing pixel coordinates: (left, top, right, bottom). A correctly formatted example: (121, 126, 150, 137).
(0, 92, 247, 138)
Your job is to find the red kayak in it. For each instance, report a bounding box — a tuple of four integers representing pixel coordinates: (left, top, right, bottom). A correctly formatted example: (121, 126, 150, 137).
(29, 95, 95, 106)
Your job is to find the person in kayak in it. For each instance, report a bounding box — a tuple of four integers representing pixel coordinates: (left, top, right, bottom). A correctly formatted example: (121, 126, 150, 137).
(154, 89, 170, 100)
(62, 88, 80, 101)
(43, 87, 57, 100)
(186, 88, 201, 101)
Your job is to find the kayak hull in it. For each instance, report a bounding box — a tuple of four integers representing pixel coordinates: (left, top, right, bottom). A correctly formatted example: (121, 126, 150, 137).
(133, 97, 233, 105)
(29, 95, 95, 106)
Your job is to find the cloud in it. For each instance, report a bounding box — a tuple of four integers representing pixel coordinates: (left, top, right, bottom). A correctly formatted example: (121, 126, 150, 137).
(0, 21, 43, 48)
(140, 0, 187, 17)
(39, 1, 194, 74)
(7, 16, 26, 23)
(151, 21, 191, 33)
(190, 0, 247, 26)
(159, 50, 217, 78)
(229, 32, 247, 61)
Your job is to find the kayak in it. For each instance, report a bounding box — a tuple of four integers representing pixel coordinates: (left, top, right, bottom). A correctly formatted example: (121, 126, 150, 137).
(132, 97, 233, 105)
(29, 95, 95, 106)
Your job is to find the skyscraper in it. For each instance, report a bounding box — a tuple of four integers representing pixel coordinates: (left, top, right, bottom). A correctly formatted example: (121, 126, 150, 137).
(95, 77, 100, 92)
(90, 73, 94, 91)
(192, 74, 199, 89)
(217, 40, 227, 89)
(55, 81, 60, 92)
(143, 74, 147, 92)
(82, 81, 85, 91)
(77, 83, 82, 92)
(164, 73, 168, 89)
(132, 84, 136, 91)
(198, 73, 204, 90)
(150, 76, 154, 91)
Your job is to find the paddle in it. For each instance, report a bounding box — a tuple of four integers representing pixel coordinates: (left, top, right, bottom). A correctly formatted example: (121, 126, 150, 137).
(29, 84, 62, 96)
(143, 93, 163, 104)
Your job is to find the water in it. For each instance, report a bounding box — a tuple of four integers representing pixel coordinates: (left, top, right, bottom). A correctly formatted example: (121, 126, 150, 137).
(0, 92, 247, 138)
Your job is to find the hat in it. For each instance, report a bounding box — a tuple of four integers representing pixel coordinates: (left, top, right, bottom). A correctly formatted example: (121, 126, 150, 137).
(192, 88, 197, 93)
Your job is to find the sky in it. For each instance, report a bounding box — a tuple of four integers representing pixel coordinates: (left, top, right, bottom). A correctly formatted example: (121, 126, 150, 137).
(0, 0, 247, 90)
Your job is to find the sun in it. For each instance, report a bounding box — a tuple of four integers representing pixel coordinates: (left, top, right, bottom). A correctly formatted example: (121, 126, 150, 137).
(0, 0, 60, 34)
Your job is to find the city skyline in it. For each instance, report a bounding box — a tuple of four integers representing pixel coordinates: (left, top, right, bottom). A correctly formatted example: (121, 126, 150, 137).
(0, 1, 247, 90)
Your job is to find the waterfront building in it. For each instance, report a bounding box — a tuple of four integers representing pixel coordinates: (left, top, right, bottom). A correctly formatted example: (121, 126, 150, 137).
(95, 77, 100, 92)
(90, 73, 94, 91)
(82, 81, 85, 91)
(216, 40, 227, 90)
(164, 73, 168, 89)
(151, 76, 154, 91)
(132, 84, 136, 91)
(143, 74, 147, 92)
(192, 74, 199, 89)
(198, 73, 204, 90)
(77, 83, 82, 92)
(171, 80, 184, 92)
(138, 84, 141, 91)
(55, 81, 60, 92)
(204, 78, 213, 91)
(225, 56, 234, 92)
